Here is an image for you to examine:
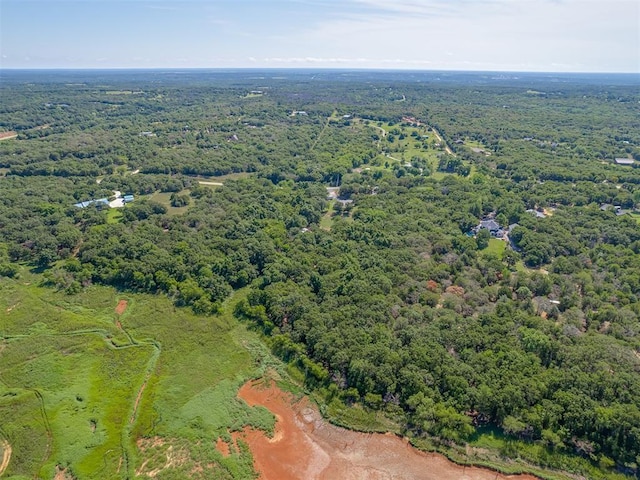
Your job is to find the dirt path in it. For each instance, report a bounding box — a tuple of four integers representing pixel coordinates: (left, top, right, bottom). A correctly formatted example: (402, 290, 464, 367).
(429, 127, 454, 155)
(372, 124, 387, 138)
(197, 181, 224, 186)
(130, 381, 147, 424)
(237, 380, 541, 480)
(0, 132, 18, 141)
(0, 440, 11, 476)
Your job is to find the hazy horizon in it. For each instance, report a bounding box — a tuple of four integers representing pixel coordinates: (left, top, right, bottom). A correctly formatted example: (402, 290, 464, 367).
(1, 67, 639, 75)
(1, 0, 639, 73)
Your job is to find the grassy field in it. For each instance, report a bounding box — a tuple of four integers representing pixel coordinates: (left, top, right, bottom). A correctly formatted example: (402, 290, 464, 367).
(482, 238, 507, 257)
(320, 200, 335, 231)
(353, 118, 470, 179)
(106, 208, 123, 224)
(189, 172, 253, 183)
(0, 270, 277, 479)
(148, 190, 192, 216)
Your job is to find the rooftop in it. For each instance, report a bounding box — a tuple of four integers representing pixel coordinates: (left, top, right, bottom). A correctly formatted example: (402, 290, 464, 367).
(614, 158, 635, 165)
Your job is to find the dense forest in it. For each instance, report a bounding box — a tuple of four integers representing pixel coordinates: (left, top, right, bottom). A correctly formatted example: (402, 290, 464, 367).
(1, 70, 639, 478)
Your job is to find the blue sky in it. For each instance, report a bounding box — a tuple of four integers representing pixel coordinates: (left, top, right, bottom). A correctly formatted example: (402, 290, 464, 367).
(1, 0, 638, 72)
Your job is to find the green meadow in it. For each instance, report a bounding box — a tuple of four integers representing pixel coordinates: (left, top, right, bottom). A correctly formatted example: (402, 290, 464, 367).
(0, 271, 276, 479)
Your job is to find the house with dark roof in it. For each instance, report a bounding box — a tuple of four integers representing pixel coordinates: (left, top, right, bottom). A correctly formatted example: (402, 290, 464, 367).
(480, 219, 500, 233)
(473, 219, 504, 237)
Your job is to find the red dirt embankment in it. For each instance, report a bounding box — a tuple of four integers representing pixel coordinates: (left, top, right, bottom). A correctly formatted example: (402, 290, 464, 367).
(237, 380, 540, 480)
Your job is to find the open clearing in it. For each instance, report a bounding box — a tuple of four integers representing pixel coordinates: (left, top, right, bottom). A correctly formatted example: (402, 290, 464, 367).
(237, 379, 541, 480)
(148, 190, 192, 215)
(482, 238, 507, 257)
(189, 172, 252, 185)
(197, 181, 224, 186)
(350, 116, 468, 178)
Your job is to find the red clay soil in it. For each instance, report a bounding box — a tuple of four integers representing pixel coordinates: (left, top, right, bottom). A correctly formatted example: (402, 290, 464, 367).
(237, 380, 541, 480)
(115, 300, 128, 316)
(215, 437, 232, 457)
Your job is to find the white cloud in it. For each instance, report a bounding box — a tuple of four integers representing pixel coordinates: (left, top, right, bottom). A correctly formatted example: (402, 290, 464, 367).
(291, 0, 639, 71)
(147, 5, 180, 10)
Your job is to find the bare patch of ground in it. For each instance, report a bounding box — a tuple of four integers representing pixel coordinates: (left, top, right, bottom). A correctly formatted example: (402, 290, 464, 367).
(445, 285, 465, 296)
(598, 321, 611, 334)
(54, 465, 74, 480)
(115, 299, 128, 315)
(0, 441, 11, 477)
(198, 181, 224, 186)
(136, 441, 191, 478)
(237, 380, 541, 480)
(215, 437, 231, 457)
(138, 437, 166, 450)
(6, 303, 19, 313)
(0, 131, 18, 141)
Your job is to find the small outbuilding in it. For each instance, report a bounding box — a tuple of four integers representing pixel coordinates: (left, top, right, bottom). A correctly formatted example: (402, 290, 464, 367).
(123, 194, 134, 203)
(615, 158, 635, 165)
(74, 198, 109, 209)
